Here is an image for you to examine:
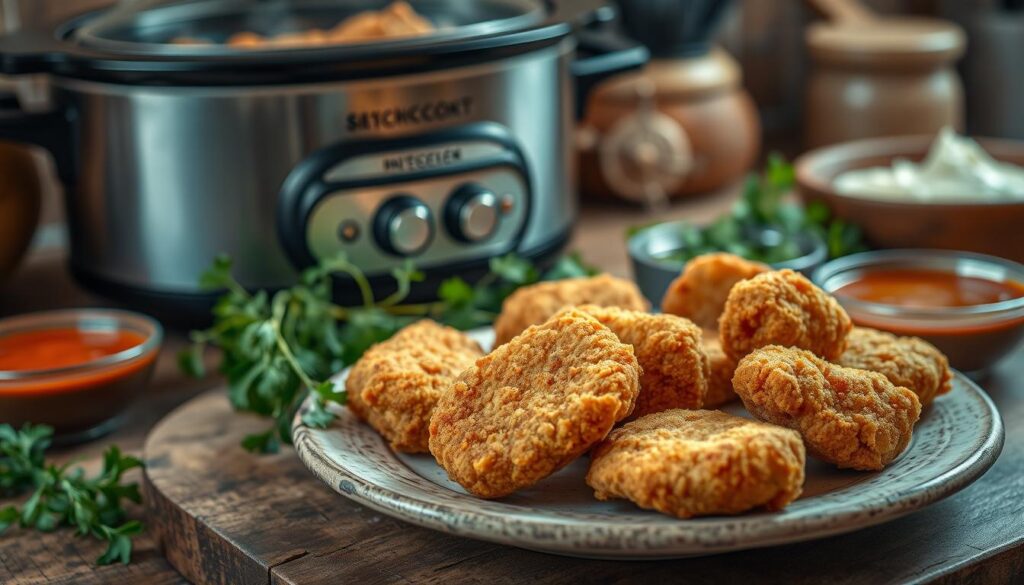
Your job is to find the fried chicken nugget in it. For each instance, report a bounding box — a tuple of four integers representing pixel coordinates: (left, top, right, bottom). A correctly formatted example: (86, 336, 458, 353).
(346, 320, 483, 453)
(661, 253, 770, 329)
(719, 269, 853, 361)
(838, 327, 953, 407)
(704, 338, 739, 408)
(733, 345, 922, 470)
(586, 410, 805, 518)
(577, 305, 708, 416)
(429, 308, 640, 498)
(493, 274, 649, 346)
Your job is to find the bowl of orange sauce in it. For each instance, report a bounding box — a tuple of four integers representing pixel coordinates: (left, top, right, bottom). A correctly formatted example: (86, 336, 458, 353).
(0, 309, 162, 444)
(815, 250, 1024, 375)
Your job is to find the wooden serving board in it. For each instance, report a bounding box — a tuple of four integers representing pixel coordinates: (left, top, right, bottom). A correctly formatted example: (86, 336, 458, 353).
(143, 382, 1024, 585)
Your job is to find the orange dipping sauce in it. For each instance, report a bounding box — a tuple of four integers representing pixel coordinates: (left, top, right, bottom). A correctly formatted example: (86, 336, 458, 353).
(0, 328, 146, 372)
(835, 269, 1024, 309)
(0, 321, 159, 442)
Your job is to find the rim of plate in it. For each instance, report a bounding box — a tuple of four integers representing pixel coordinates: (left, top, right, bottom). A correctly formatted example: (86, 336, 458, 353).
(292, 331, 1004, 558)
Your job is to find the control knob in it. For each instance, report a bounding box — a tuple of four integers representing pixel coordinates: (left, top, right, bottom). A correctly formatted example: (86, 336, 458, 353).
(374, 196, 434, 257)
(445, 184, 500, 243)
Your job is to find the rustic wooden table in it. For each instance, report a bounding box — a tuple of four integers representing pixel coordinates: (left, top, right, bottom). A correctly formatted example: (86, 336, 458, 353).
(2, 196, 1022, 584)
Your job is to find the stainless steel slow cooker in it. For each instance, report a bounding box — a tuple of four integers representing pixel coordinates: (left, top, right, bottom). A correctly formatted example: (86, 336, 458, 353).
(0, 0, 645, 312)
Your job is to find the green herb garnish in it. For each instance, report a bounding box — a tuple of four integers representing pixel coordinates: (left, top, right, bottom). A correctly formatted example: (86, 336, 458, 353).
(182, 252, 597, 453)
(631, 154, 868, 264)
(0, 424, 144, 565)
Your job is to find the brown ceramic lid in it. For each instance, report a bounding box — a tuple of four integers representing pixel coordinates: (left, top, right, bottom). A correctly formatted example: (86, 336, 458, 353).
(807, 18, 966, 69)
(590, 48, 741, 103)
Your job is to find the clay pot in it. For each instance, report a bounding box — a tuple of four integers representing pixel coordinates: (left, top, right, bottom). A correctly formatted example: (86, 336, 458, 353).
(804, 18, 966, 149)
(579, 48, 760, 204)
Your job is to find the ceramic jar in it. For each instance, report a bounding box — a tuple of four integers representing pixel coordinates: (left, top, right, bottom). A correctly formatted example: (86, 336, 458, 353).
(804, 18, 966, 149)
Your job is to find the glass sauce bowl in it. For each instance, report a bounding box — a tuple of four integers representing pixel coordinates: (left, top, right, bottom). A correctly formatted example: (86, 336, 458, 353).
(814, 250, 1024, 375)
(0, 309, 163, 444)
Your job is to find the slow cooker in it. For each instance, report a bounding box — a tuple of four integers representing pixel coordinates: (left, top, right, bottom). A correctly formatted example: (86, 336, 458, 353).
(0, 0, 645, 312)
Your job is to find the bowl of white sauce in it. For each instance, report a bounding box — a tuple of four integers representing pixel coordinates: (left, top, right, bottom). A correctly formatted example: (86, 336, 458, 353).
(795, 130, 1024, 263)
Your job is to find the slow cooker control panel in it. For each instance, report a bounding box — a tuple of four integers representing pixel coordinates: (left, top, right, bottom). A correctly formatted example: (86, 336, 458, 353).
(277, 124, 532, 276)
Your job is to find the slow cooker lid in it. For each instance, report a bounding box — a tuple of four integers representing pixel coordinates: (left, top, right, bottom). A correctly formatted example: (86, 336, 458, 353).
(69, 0, 549, 55)
(0, 0, 611, 85)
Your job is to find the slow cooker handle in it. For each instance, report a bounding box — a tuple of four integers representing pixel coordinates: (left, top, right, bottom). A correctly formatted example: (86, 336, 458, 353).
(571, 26, 649, 119)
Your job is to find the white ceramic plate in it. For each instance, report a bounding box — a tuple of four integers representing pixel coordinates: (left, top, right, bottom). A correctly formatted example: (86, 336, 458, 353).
(292, 328, 1004, 559)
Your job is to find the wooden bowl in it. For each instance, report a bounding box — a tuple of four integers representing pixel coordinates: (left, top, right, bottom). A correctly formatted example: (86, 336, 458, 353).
(0, 141, 42, 283)
(795, 135, 1024, 263)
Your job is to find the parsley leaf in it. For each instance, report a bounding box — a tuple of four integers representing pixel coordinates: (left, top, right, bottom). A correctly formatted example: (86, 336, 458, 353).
(0, 425, 144, 565)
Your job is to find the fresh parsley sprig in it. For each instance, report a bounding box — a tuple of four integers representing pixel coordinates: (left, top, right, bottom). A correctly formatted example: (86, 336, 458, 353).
(0, 422, 49, 496)
(182, 252, 596, 453)
(0, 424, 144, 565)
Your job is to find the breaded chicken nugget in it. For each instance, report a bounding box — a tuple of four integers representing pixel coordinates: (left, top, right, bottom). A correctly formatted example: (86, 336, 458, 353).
(704, 338, 738, 408)
(578, 305, 709, 417)
(346, 320, 483, 453)
(429, 308, 640, 498)
(661, 253, 770, 329)
(493, 274, 649, 346)
(838, 327, 953, 407)
(733, 345, 921, 470)
(586, 409, 805, 518)
(719, 269, 853, 361)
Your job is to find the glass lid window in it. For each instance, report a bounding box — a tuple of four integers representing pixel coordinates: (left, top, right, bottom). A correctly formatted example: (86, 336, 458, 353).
(69, 0, 547, 53)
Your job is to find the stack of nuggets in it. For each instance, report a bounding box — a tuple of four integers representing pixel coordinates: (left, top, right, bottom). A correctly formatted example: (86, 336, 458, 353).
(343, 259, 954, 519)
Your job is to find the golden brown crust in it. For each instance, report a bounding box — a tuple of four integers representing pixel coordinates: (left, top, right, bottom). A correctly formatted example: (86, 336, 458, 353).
(346, 320, 483, 453)
(429, 308, 641, 498)
(493, 274, 649, 346)
(661, 253, 770, 329)
(838, 327, 953, 407)
(586, 410, 805, 518)
(578, 305, 708, 417)
(719, 269, 853, 361)
(704, 338, 739, 408)
(732, 345, 922, 470)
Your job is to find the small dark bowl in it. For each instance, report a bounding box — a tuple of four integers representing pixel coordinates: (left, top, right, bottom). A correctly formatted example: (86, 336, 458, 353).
(629, 221, 828, 306)
(0, 309, 163, 445)
(814, 250, 1024, 376)
(795, 135, 1024, 264)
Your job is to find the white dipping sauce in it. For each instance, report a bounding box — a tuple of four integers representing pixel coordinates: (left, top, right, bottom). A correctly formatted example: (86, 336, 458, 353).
(834, 128, 1024, 202)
